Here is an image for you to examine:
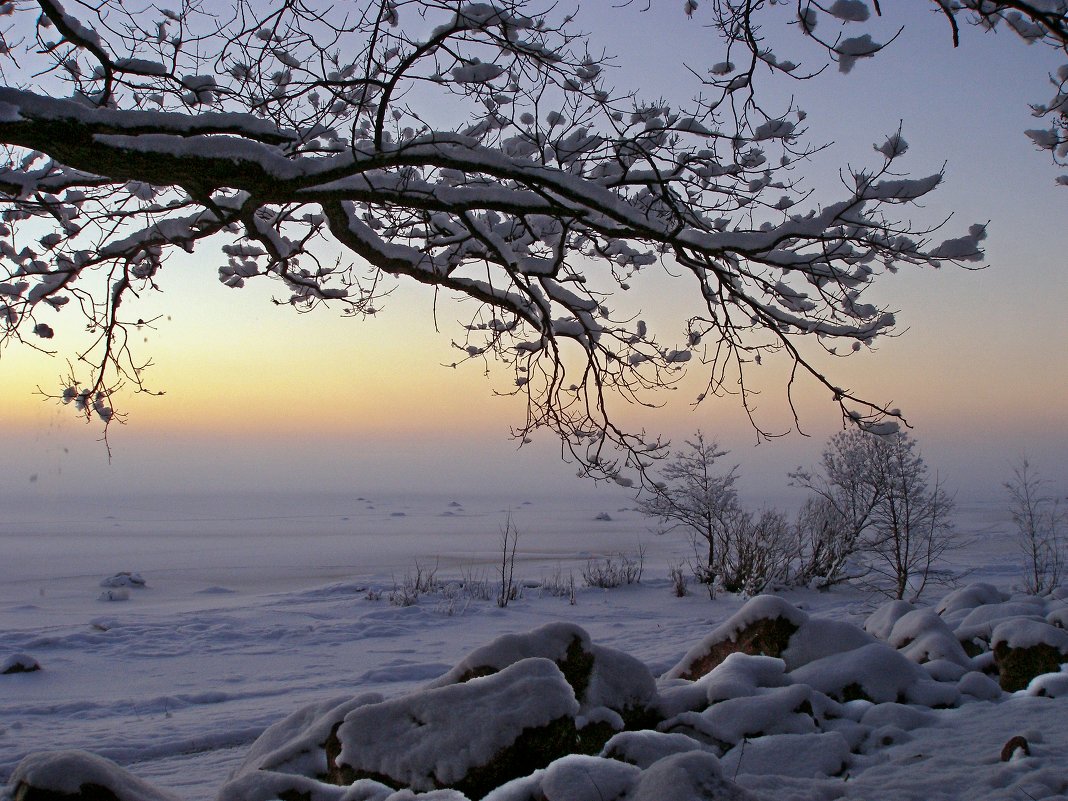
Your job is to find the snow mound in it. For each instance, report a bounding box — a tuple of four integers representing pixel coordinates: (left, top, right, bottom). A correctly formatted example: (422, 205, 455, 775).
(992, 619, 1068, 652)
(721, 731, 850, 778)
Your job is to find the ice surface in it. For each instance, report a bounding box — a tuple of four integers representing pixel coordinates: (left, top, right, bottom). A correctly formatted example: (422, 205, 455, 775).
(3, 492, 1067, 801)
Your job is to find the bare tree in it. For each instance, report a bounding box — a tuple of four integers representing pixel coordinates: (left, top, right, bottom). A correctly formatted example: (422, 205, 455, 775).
(0, 0, 987, 475)
(496, 513, 519, 608)
(1006, 459, 1065, 594)
(636, 433, 740, 598)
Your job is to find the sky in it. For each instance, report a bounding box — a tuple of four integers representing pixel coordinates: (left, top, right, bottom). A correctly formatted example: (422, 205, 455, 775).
(2, 3, 1066, 505)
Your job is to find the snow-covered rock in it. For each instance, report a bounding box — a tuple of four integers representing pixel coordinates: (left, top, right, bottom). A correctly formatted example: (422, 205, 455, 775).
(1, 653, 41, 674)
(334, 658, 580, 797)
(991, 619, 1068, 691)
(954, 601, 1048, 653)
(660, 683, 830, 749)
(936, 582, 1006, 620)
(231, 692, 384, 779)
(788, 642, 960, 706)
(99, 572, 147, 589)
(887, 609, 973, 667)
(1026, 668, 1068, 698)
(600, 730, 712, 769)
(958, 670, 1003, 701)
(665, 596, 876, 682)
(8, 750, 181, 801)
(427, 621, 658, 729)
(482, 749, 756, 801)
(864, 599, 916, 640)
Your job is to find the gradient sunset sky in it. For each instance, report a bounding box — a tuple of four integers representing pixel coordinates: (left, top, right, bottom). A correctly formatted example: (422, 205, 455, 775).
(3, 4, 1066, 503)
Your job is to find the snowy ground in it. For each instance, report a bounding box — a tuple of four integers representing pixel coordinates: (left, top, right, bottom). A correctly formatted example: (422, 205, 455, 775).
(2, 490, 1063, 801)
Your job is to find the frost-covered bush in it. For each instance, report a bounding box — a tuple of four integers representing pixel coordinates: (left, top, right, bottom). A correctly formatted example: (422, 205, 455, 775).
(715, 508, 796, 595)
(792, 430, 962, 600)
(582, 549, 644, 589)
(1006, 459, 1066, 594)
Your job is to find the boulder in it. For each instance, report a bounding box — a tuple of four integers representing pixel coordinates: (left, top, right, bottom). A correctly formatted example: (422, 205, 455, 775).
(954, 602, 1048, 655)
(479, 751, 758, 801)
(233, 692, 384, 780)
(659, 684, 828, 750)
(627, 751, 758, 801)
(427, 622, 659, 732)
(99, 572, 146, 589)
(333, 658, 579, 799)
(2, 653, 41, 675)
(663, 596, 806, 681)
(886, 609, 973, 667)
(7, 751, 180, 801)
(788, 643, 960, 707)
(664, 596, 873, 681)
(991, 619, 1068, 691)
(864, 600, 916, 640)
(936, 583, 1006, 620)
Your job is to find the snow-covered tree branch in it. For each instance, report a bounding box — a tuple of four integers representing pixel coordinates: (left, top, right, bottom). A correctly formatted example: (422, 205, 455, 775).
(0, 0, 988, 479)
(701, 1, 1068, 183)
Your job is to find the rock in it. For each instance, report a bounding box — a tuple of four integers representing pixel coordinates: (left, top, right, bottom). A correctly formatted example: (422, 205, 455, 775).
(427, 622, 659, 732)
(954, 602, 1048, 654)
(936, 583, 1006, 619)
(789, 643, 960, 707)
(660, 684, 828, 750)
(215, 770, 349, 801)
(864, 600, 916, 641)
(233, 693, 384, 780)
(664, 596, 873, 681)
(627, 751, 758, 801)
(886, 609, 973, 667)
(332, 658, 579, 799)
(479, 751, 757, 801)
(427, 622, 597, 696)
(664, 596, 806, 681)
(7, 751, 180, 801)
(99, 572, 146, 589)
(600, 730, 712, 769)
(1000, 735, 1030, 762)
(2, 653, 41, 675)
(957, 670, 1002, 700)
(991, 619, 1068, 691)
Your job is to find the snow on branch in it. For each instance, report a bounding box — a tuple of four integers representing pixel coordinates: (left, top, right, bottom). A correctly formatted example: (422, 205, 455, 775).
(0, 0, 987, 480)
